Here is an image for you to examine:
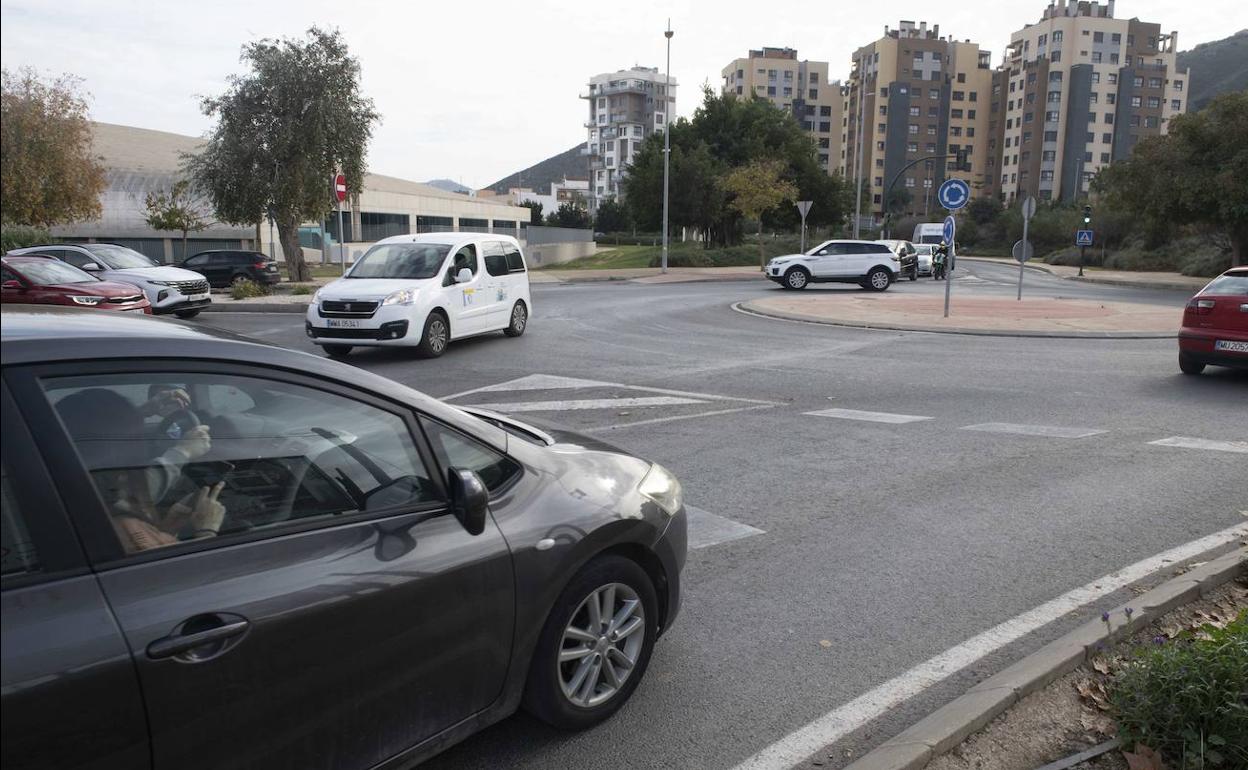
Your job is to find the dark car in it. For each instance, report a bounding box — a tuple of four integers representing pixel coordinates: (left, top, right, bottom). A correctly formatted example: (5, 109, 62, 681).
(1178, 267, 1248, 374)
(0, 306, 686, 770)
(1, 255, 151, 313)
(179, 250, 282, 288)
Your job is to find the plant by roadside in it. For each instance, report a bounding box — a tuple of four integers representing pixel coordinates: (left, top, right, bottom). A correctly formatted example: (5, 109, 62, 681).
(230, 279, 271, 299)
(289, 284, 314, 295)
(0, 224, 51, 251)
(1109, 609, 1247, 768)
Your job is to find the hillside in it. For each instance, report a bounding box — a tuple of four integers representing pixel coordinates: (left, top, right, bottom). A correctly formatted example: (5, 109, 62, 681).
(486, 144, 588, 195)
(424, 178, 472, 195)
(1177, 30, 1248, 111)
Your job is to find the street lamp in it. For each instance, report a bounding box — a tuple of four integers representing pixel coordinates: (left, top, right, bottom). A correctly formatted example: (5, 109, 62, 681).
(661, 20, 674, 274)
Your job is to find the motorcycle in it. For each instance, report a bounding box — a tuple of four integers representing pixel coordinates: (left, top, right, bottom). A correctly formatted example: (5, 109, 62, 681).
(932, 245, 948, 281)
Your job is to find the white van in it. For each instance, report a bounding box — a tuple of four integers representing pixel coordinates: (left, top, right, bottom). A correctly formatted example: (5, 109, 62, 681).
(306, 232, 531, 358)
(912, 223, 946, 245)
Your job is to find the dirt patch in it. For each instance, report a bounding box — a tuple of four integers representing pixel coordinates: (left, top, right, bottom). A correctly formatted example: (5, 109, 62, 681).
(928, 575, 1247, 770)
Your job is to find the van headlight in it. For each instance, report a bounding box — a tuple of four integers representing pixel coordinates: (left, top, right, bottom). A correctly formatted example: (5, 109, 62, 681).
(381, 288, 418, 306)
(638, 463, 683, 517)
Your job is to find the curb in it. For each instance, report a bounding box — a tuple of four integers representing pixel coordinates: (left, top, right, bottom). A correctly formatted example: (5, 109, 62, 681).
(202, 302, 309, 314)
(733, 302, 1177, 340)
(842, 548, 1246, 770)
(959, 257, 1203, 292)
(536, 272, 763, 284)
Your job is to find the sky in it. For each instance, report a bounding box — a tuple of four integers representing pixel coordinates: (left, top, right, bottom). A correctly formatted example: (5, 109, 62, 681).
(1, 0, 1236, 189)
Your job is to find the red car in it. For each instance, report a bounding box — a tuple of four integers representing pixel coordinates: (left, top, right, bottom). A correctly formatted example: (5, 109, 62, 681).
(1, 254, 152, 313)
(1178, 266, 1248, 374)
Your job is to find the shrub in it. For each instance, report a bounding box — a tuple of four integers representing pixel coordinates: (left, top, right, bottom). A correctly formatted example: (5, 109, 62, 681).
(1110, 610, 1248, 769)
(1, 224, 52, 252)
(229, 279, 271, 299)
(289, 284, 315, 295)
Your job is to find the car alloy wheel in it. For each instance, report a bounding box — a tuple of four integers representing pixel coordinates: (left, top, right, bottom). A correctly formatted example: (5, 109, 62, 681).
(869, 269, 891, 291)
(785, 268, 809, 290)
(428, 318, 447, 353)
(505, 302, 527, 337)
(558, 582, 645, 708)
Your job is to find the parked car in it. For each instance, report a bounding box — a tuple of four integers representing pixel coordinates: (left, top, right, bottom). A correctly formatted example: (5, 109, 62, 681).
(1178, 267, 1248, 375)
(1, 255, 151, 313)
(912, 244, 935, 276)
(307, 232, 532, 359)
(8, 243, 210, 318)
(179, 250, 281, 288)
(0, 305, 686, 770)
(765, 240, 900, 291)
(877, 239, 919, 281)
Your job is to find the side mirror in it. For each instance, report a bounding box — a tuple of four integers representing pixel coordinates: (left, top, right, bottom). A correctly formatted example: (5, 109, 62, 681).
(455, 267, 473, 284)
(2, 279, 24, 291)
(81, 262, 101, 271)
(448, 468, 488, 535)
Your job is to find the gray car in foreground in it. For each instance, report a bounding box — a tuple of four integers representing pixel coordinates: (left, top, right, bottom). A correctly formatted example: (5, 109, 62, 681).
(0, 306, 686, 770)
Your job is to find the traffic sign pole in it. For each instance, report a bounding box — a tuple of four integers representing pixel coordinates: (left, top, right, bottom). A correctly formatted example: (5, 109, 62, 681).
(935, 180, 968, 319)
(1018, 196, 1035, 301)
(333, 173, 348, 275)
(796, 201, 813, 254)
(942, 213, 956, 318)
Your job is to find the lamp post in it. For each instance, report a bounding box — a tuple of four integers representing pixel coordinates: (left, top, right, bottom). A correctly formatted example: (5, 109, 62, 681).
(660, 20, 674, 274)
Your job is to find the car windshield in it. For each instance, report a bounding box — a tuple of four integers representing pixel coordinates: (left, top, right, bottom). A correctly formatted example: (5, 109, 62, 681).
(347, 243, 451, 280)
(82, 244, 157, 269)
(1201, 274, 1248, 295)
(9, 259, 98, 285)
(914, 245, 934, 254)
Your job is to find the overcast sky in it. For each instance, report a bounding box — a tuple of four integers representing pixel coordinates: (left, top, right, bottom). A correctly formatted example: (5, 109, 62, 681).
(1, 0, 1233, 189)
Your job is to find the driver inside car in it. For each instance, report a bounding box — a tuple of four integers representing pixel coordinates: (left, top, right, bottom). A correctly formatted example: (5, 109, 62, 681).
(55, 388, 227, 553)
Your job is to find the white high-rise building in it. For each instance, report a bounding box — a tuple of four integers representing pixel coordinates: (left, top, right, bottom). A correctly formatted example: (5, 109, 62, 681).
(581, 67, 677, 210)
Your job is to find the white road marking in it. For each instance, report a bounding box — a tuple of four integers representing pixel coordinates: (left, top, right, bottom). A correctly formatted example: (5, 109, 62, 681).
(731, 522, 1248, 770)
(462, 396, 706, 413)
(805, 408, 933, 424)
(444, 373, 781, 406)
(961, 422, 1107, 439)
(686, 505, 765, 549)
(584, 404, 777, 432)
(1148, 436, 1248, 454)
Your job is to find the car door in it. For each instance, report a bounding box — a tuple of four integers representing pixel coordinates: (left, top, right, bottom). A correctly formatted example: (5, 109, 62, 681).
(18, 363, 516, 770)
(1, 382, 151, 770)
(503, 242, 531, 316)
(442, 243, 491, 337)
(1, 265, 30, 304)
(182, 254, 213, 285)
(480, 240, 513, 329)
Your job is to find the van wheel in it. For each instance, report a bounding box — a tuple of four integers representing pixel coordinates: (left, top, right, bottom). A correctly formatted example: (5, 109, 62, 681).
(504, 301, 528, 337)
(865, 267, 892, 292)
(417, 312, 450, 358)
(322, 344, 352, 359)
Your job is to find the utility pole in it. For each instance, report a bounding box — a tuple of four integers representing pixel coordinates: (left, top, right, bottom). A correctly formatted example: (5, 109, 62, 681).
(852, 57, 866, 239)
(661, 20, 674, 274)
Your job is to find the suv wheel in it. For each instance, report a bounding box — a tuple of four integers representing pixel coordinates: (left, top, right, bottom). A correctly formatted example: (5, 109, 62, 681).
(783, 267, 810, 290)
(523, 555, 658, 730)
(231, 273, 251, 286)
(865, 267, 892, 292)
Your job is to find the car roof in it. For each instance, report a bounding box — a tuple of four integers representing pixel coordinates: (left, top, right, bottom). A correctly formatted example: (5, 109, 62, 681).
(374, 232, 520, 248)
(816, 239, 894, 245)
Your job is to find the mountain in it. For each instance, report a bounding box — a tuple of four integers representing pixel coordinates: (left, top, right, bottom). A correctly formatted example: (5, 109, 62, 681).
(486, 144, 588, 196)
(424, 178, 472, 195)
(1177, 30, 1248, 111)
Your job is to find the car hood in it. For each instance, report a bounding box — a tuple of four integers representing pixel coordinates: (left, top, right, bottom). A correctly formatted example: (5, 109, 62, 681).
(318, 278, 436, 301)
(768, 253, 807, 263)
(43, 280, 146, 298)
(108, 266, 206, 283)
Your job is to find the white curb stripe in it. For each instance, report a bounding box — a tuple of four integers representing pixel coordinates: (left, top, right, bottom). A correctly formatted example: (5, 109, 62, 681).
(1148, 436, 1248, 454)
(805, 408, 934, 424)
(584, 404, 777, 432)
(730, 522, 1247, 770)
(961, 422, 1107, 439)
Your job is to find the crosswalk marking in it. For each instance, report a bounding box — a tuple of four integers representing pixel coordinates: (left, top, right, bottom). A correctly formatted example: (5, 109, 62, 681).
(444, 373, 615, 400)
(805, 408, 933, 424)
(686, 505, 765, 549)
(462, 396, 706, 413)
(961, 422, 1107, 439)
(1148, 436, 1248, 454)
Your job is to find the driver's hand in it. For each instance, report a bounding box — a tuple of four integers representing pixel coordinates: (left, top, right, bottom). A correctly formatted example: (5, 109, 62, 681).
(167, 482, 226, 535)
(141, 388, 191, 418)
(175, 425, 212, 461)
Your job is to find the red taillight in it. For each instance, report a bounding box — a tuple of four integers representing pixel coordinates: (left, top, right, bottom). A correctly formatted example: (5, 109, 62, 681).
(1186, 298, 1215, 315)
(254, 261, 267, 269)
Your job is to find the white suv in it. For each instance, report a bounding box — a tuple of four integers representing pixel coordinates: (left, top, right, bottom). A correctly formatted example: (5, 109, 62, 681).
(765, 240, 899, 291)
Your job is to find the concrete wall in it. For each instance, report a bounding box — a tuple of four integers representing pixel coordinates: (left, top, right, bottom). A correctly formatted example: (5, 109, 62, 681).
(526, 226, 594, 245)
(524, 241, 596, 267)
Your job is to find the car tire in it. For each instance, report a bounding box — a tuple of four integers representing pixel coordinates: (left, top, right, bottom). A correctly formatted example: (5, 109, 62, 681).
(865, 267, 892, 292)
(416, 312, 450, 358)
(322, 344, 352, 359)
(231, 273, 250, 286)
(1178, 352, 1205, 375)
(504, 301, 528, 337)
(174, 309, 202, 319)
(908, 266, 917, 281)
(522, 555, 659, 730)
(783, 267, 810, 290)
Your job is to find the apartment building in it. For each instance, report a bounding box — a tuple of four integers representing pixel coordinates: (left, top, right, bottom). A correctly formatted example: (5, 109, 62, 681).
(841, 22, 994, 221)
(721, 47, 844, 174)
(990, 0, 1188, 203)
(581, 67, 677, 210)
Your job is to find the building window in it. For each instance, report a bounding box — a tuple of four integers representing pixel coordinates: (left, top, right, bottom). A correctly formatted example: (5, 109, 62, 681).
(1105, 113, 1114, 124)
(1027, 93, 1037, 104)
(1131, 96, 1142, 107)
(1051, 51, 1061, 62)
(926, 143, 937, 153)
(1173, 80, 1184, 91)
(877, 141, 886, 151)
(928, 106, 940, 117)
(957, 72, 966, 83)
(1091, 52, 1102, 63)
(767, 86, 776, 96)
(1108, 73, 1118, 85)
(905, 177, 916, 188)
(878, 122, 887, 133)
(1042, 150, 1056, 161)
(820, 105, 832, 116)
(951, 108, 964, 118)
(952, 91, 964, 101)
(909, 106, 921, 116)
(809, 89, 818, 99)
(783, 70, 793, 80)
(907, 142, 918, 153)
(1040, 170, 1054, 181)
(768, 69, 777, 79)
(1045, 111, 1058, 122)
(1130, 115, 1141, 127)
(1148, 96, 1161, 108)
(1048, 90, 1062, 103)
(926, 125, 937, 135)
(1106, 93, 1116, 105)
(1091, 72, 1101, 84)
(1093, 31, 1104, 42)
(1053, 31, 1063, 42)
(879, 105, 888, 115)
(908, 124, 919, 134)
(1089, 92, 1099, 104)
(951, 126, 962, 137)
(819, 121, 831, 132)
(1171, 99, 1182, 111)
(1145, 116, 1159, 128)
(1132, 76, 1144, 88)
(1149, 77, 1163, 89)
(930, 89, 940, 99)
(1039, 33, 1047, 45)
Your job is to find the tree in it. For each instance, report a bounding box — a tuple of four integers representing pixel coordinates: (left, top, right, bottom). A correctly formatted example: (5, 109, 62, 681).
(519, 199, 543, 225)
(1, 68, 106, 227)
(144, 179, 209, 261)
(722, 159, 798, 268)
(187, 28, 379, 281)
(544, 201, 591, 229)
(594, 198, 630, 233)
(1093, 91, 1248, 266)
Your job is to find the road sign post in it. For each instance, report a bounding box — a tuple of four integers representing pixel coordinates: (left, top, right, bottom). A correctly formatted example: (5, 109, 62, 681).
(334, 173, 348, 275)
(936, 181, 968, 319)
(1017, 196, 1036, 300)
(942, 214, 956, 317)
(796, 201, 813, 254)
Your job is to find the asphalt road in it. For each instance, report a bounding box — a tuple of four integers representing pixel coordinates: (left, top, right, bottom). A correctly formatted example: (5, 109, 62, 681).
(199, 260, 1245, 769)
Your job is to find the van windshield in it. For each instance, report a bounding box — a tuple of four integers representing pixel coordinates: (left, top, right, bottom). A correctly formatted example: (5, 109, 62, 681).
(347, 243, 451, 280)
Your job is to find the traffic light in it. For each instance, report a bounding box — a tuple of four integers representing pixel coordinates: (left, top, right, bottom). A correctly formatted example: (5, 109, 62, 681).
(1083, 205, 1092, 225)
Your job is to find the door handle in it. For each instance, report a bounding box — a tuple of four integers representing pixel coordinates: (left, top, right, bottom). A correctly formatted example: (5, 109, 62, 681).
(147, 615, 249, 661)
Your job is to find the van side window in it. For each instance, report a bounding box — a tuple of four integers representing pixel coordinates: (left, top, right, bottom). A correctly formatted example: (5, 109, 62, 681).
(0, 461, 40, 577)
(451, 245, 478, 275)
(482, 242, 509, 277)
(504, 246, 526, 273)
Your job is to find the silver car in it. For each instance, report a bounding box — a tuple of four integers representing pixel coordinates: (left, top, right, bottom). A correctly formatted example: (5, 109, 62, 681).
(9, 243, 211, 318)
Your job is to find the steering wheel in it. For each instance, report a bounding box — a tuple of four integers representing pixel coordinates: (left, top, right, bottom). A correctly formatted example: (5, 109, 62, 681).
(158, 407, 201, 442)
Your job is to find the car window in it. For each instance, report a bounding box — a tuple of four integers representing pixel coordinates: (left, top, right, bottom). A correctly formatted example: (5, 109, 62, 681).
(1, 266, 21, 283)
(81, 244, 155, 269)
(184, 254, 209, 267)
(350, 243, 451, 280)
(813, 243, 843, 256)
(504, 245, 526, 273)
(43, 372, 443, 556)
(210, 254, 236, 265)
(482, 241, 509, 277)
(421, 417, 521, 493)
(55, 249, 95, 269)
(451, 245, 478, 275)
(10, 258, 98, 285)
(1201, 274, 1248, 295)
(0, 461, 40, 577)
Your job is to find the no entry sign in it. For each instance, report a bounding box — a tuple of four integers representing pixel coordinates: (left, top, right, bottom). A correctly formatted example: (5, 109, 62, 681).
(333, 174, 347, 203)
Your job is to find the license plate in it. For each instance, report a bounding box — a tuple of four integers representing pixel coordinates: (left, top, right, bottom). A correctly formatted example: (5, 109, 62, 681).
(1214, 340, 1248, 353)
(326, 319, 361, 329)
(186, 293, 210, 302)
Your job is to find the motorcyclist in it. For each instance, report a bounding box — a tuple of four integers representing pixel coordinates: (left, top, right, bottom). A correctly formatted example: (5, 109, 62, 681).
(933, 242, 949, 281)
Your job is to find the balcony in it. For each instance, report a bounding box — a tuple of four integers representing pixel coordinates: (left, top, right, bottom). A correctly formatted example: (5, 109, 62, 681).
(581, 81, 656, 99)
